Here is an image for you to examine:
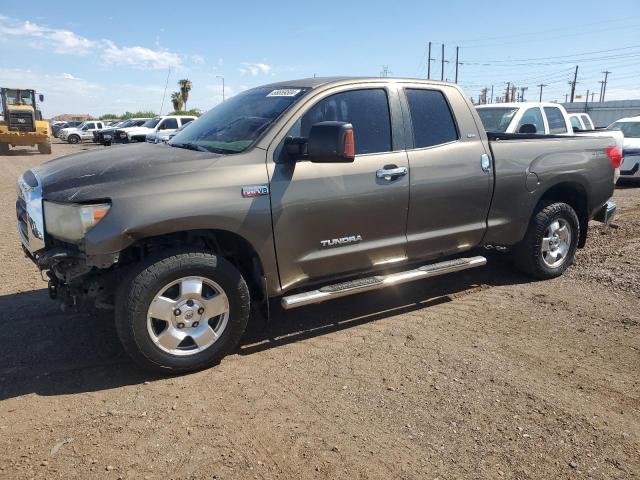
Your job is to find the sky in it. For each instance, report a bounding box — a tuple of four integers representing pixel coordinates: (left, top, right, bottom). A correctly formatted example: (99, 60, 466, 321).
(1, 0, 639, 117)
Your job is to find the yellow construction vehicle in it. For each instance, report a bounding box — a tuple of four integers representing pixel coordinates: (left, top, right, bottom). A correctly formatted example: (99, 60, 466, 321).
(0, 88, 51, 155)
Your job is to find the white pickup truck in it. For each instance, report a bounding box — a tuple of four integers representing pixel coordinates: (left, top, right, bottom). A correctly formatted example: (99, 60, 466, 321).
(476, 102, 623, 181)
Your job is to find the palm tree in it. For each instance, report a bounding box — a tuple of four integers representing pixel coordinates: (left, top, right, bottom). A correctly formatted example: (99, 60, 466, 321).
(171, 91, 183, 112)
(178, 79, 192, 111)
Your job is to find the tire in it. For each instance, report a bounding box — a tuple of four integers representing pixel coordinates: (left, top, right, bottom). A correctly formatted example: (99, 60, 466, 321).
(38, 142, 52, 154)
(67, 134, 80, 144)
(0, 142, 8, 155)
(513, 201, 580, 280)
(115, 249, 250, 373)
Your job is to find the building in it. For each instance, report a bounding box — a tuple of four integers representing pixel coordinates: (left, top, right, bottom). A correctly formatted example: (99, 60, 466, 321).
(50, 113, 94, 122)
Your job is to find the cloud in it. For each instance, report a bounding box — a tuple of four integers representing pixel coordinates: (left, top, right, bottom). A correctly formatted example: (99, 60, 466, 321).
(62, 73, 78, 80)
(0, 16, 182, 69)
(102, 41, 182, 70)
(0, 18, 96, 54)
(239, 62, 272, 76)
(190, 54, 205, 65)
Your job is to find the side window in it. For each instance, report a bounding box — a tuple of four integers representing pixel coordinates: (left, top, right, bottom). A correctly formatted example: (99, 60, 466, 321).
(160, 118, 179, 130)
(517, 107, 545, 134)
(290, 89, 392, 155)
(570, 116, 582, 130)
(180, 118, 194, 127)
(581, 115, 593, 130)
(404, 88, 458, 148)
(544, 107, 568, 134)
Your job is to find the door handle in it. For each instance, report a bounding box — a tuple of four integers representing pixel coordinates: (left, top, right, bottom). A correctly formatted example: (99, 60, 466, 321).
(481, 154, 491, 172)
(376, 166, 408, 181)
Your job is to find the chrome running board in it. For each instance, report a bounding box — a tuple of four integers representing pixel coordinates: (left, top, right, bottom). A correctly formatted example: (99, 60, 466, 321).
(281, 256, 487, 310)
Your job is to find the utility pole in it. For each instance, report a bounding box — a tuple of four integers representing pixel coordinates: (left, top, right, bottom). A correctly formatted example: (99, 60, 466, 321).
(511, 85, 517, 103)
(564, 93, 569, 102)
(441, 44, 445, 81)
(598, 81, 605, 102)
(380, 65, 389, 77)
(490, 84, 494, 104)
(505, 82, 511, 102)
(455, 46, 460, 84)
(519, 86, 528, 102)
(601, 70, 611, 102)
(585, 89, 589, 112)
(590, 91, 596, 102)
(427, 42, 432, 80)
(537, 83, 547, 102)
(569, 65, 578, 102)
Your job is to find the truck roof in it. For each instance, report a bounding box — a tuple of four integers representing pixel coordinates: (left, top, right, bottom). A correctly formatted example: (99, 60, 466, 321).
(260, 76, 457, 89)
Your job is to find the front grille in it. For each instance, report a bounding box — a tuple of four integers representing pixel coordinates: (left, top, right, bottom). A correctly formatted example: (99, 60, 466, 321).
(8, 111, 35, 132)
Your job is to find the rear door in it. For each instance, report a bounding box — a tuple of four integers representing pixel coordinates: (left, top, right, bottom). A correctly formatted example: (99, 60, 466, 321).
(268, 85, 410, 291)
(401, 85, 494, 260)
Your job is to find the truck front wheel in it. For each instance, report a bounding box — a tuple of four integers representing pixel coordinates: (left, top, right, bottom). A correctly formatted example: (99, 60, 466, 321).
(513, 201, 580, 280)
(38, 142, 52, 154)
(115, 250, 250, 373)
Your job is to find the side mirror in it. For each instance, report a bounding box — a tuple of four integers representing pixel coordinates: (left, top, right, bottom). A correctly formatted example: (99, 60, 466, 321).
(518, 123, 537, 134)
(39, 94, 44, 102)
(307, 121, 355, 163)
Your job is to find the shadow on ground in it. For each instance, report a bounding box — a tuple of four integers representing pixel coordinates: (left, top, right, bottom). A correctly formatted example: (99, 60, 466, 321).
(0, 253, 529, 400)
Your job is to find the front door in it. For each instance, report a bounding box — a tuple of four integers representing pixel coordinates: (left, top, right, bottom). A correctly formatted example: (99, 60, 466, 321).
(268, 87, 410, 292)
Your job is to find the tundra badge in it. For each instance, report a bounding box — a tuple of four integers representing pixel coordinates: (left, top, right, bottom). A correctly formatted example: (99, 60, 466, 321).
(320, 235, 363, 248)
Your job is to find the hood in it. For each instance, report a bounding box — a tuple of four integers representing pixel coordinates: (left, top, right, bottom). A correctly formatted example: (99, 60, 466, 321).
(32, 142, 221, 202)
(124, 126, 153, 134)
(623, 137, 640, 149)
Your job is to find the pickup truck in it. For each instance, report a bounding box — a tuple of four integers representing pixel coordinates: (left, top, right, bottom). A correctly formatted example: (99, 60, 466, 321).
(476, 102, 623, 181)
(59, 120, 106, 144)
(16, 77, 620, 373)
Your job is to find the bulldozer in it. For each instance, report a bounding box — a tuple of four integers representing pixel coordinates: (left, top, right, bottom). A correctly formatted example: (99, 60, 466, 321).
(0, 87, 52, 155)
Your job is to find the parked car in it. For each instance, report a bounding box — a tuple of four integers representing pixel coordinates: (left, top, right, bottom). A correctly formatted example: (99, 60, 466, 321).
(59, 121, 106, 144)
(16, 77, 619, 373)
(52, 121, 82, 138)
(145, 120, 195, 144)
(607, 116, 640, 182)
(120, 115, 196, 143)
(93, 119, 149, 145)
(476, 102, 623, 181)
(568, 113, 596, 131)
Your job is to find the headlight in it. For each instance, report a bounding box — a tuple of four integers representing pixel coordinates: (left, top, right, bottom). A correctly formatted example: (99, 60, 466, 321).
(44, 201, 111, 243)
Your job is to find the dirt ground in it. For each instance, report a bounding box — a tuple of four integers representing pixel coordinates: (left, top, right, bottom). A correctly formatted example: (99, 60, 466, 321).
(0, 141, 638, 480)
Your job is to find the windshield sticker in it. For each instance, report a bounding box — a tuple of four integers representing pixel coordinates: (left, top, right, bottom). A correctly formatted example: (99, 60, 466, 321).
(267, 89, 302, 97)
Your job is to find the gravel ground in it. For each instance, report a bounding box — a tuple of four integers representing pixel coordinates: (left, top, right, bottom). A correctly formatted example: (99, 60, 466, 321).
(0, 141, 638, 480)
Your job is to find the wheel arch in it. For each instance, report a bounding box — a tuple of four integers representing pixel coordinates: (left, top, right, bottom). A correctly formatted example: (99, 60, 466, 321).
(535, 181, 589, 247)
(119, 229, 269, 304)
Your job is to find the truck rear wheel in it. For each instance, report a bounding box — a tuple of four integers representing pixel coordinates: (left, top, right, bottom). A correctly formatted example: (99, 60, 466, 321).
(37, 142, 52, 154)
(513, 201, 579, 279)
(115, 250, 250, 373)
(0, 142, 8, 155)
(67, 134, 80, 144)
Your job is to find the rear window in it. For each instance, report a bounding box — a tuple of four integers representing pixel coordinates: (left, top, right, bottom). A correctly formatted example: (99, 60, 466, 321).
(570, 116, 582, 130)
(476, 107, 518, 133)
(405, 89, 458, 147)
(580, 115, 593, 130)
(544, 107, 568, 134)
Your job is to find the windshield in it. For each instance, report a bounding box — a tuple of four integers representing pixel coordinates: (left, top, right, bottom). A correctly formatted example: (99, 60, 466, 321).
(117, 120, 134, 128)
(4, 89, 34, 106)
(476, 107, 519, 133)
(169, 86, 309, 153)
(607, 121, 640, 138)
(142, 117, 162, 128)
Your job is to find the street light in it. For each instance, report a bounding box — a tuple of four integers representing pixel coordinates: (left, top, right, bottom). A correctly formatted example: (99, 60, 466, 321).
(215, 75, 225, 102)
